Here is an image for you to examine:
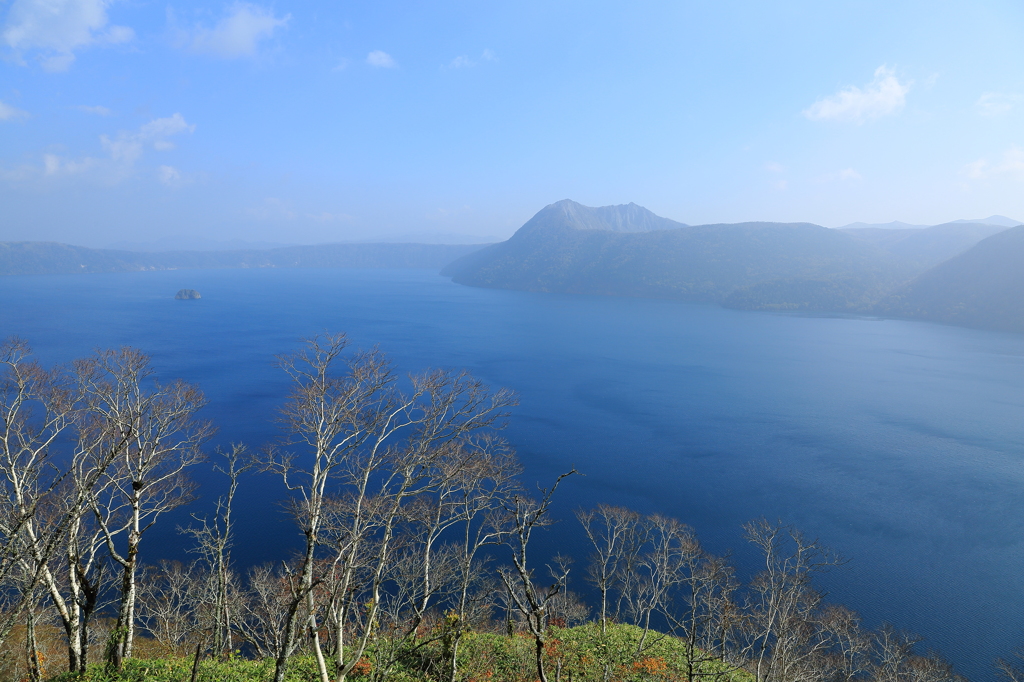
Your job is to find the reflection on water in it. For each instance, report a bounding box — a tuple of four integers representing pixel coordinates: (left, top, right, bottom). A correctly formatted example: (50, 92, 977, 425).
(2, 267, 1023, 681)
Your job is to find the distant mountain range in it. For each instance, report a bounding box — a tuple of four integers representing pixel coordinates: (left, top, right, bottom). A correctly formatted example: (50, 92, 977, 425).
(6, 202, 1023, 333)
(838, 215, 1021, 229)
(106, 231, 501, 251)
(443, 199, 1024, 331)
(838, 222, 1008, 270)
(0, 242, 486, 276)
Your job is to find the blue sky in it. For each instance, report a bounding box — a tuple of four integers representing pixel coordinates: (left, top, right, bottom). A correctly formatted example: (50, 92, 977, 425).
(2, 0, 1023, 246)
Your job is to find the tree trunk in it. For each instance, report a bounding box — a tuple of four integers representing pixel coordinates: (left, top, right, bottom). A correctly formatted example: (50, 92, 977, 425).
(26, 605, 42, 682)
(110, 530, 139, 669)
(273, 530, 318, 682)
(535, 635, 548, 682)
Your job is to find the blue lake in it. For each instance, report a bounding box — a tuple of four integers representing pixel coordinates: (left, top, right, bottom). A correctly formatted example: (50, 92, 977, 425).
(2, 267, 1023, 680)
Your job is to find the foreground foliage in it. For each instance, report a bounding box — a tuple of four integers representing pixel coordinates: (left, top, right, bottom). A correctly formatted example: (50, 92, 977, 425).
(45, 623, 753, 682)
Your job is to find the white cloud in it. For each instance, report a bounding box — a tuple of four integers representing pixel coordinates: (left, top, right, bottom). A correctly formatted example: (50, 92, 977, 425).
(74, 104, 112, 116)
(157, 165, 182, 185)
(976, 92, 1021, 117)
(332, 58, 349, 72)
(447, 49, 496, 69)
(100, 113, 194, 164)
(187, 3, 289, 58)
(33, 113, 194, 183)
(0, 100, 29, 121)
(964, 147, 1024, 180)
(43, 152, 95, 175)
(803, 66, 910, 124)
(366, 50, 395, 68)
(764, 162, 784, 173)
(2, 0, 134, 71)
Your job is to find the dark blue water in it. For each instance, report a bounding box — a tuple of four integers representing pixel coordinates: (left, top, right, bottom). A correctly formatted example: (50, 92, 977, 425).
(2, 267, 1023, 680)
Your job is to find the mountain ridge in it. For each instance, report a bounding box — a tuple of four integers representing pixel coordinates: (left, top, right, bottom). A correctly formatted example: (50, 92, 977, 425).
(874, 225, 1024, 331)
(0, 241, 487, 277)
(443, 201, 916, 312)
(443, 200, 1018, 323)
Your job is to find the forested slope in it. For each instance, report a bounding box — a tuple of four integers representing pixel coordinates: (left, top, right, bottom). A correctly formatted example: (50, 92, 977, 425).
(875, 225, 1024, 331)
(840, 222, 1008, 270)
(443, 200, 916, 312)
(443, 201, 1022, 323)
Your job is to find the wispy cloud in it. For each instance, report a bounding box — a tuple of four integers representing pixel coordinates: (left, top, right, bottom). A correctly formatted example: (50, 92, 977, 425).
(964, 147, 1024, 180)
(42, 153, 96, 176)
(976, 92, 1021, 117)
(2, 0, 133, 72)
(803, 66, 910, 124)
(447, 49, 496, 69)
(764, 162, 784, 173)
(100, 113, 194, 164)
(0, 100, 30, 121)
(816, 168, 862, 183)
(157, 165, 183, 186)
(74, 104, 113, 116)
(37, 113, 194, 183)
(366, 50, 396, 68)
(308, 211, 354, 223)
(184, 3, 289, 59)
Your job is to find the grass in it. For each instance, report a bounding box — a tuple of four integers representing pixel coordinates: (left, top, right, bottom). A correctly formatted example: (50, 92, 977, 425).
(45, 623, 754, 682)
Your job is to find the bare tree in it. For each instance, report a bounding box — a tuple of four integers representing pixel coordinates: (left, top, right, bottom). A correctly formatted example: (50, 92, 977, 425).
(439, 437, 520, 682)
(739, 519, 845, 682)
(262, 333, 516, 682)
(813, 605, 871, 682)
(77, 347, 211, 668)
(236, 563, 303, 661)
(135, 560, 203, 655)
(370, 435, 522, 682)
(182, 444, 249, 658)
(497, 471, 577, 682)
(998, 649, 1024, 682)
(662, 537, 740, 682)
(0, 339, 72, 636)
(576, 504, 644, 634)
(0, 337, 110, 674)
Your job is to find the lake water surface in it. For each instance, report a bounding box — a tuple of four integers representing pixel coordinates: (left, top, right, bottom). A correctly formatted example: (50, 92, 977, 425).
(2, 267, 1023, 680)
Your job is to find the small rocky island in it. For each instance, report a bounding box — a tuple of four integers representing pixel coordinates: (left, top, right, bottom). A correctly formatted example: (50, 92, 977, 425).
(174, 289, 202, 300)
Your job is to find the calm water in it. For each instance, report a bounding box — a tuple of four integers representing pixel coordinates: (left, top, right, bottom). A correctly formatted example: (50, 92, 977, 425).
(2, 267, 1023, 680)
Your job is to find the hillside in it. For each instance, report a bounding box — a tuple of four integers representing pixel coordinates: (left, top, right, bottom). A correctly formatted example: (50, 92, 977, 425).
(840, 222, 1008, 269)
(0, 242, 486, 277)
(875, 225, 1024, 332)
(443, 200, 915, 312)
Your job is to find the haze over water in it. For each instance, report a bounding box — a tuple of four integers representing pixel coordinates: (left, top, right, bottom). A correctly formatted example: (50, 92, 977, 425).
(2, 267, 1023, 681)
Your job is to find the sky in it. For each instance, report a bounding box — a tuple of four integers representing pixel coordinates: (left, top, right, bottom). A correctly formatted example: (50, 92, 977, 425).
(2, 0, 1023, 247)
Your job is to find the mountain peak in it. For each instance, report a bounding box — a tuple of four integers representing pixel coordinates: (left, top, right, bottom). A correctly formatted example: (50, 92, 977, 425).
(529, 200, 687, 234)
